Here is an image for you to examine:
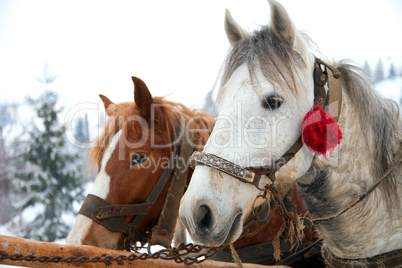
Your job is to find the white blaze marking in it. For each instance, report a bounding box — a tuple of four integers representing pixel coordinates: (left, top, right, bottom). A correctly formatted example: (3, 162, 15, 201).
(66, 130, 122, 245)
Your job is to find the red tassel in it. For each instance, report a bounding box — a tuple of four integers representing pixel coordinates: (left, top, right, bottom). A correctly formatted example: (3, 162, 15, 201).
(302, 106, 342, 156)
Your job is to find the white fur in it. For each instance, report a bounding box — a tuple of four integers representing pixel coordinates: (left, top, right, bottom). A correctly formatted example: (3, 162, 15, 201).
(180, 56, 315, 245)
(180, 0, 317, 247)
(66, 130, 122, 245)
(179, 0, 402, 262)
(306, 95, 402, 258)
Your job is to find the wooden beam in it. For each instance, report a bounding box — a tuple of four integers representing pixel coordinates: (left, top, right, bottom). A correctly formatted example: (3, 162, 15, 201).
(0, 235, 289, 267)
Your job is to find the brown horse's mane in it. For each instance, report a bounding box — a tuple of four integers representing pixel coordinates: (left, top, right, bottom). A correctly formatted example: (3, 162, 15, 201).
(88, 96, 215, 173)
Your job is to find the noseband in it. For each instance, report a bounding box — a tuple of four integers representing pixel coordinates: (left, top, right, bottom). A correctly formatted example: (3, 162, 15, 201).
(78, 158, 175, 246)
(78, 119, 193, 249)
(190, 57, 341, 189)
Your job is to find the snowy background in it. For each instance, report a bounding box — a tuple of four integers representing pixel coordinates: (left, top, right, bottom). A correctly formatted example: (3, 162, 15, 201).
(1, 0, 401, 107)
(0, 0, 401, 266)
(0, 0, 401, 136)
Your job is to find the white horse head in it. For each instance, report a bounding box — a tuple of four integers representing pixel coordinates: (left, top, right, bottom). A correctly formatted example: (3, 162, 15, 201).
(179, 0, 402, 262)
(180, 0, 316, 246)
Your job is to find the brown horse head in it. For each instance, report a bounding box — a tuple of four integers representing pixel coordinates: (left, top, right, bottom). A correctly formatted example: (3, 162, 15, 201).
(66, 76, 214, 249)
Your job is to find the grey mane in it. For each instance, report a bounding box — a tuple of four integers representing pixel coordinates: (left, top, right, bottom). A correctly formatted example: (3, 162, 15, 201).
(220, 24, 400, 210)
(219, 26, 305, 97)
(337, 61, 400, 208)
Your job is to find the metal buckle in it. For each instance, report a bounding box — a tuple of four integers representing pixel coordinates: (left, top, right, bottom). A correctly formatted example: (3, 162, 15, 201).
(242, 170, 255, 183)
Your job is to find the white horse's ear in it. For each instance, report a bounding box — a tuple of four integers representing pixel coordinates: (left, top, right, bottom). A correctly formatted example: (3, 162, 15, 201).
(224, 9, 248, 46)
(268, 0, 296, 47)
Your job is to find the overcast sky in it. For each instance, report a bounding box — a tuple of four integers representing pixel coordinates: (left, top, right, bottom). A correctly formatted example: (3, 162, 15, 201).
(0, 0, 401, 128)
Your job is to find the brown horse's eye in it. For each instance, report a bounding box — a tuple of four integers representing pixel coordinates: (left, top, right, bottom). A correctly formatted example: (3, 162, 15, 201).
(130, 153, 147, 167)
(262, 95, 284, 109)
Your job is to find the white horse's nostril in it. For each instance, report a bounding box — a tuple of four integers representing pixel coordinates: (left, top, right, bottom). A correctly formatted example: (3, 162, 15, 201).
(223, 212, 242, 244)
(195, 205, 212, 234)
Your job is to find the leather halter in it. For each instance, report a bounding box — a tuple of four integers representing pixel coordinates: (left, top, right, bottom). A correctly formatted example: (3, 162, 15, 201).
(78, 158, 174, 245)
(78, 119, 192, 249)
(190, 57, 341, 188)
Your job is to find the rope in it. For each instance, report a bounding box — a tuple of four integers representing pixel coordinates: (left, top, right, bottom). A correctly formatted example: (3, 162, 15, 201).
(311, 144, 401, 224)
(229, 244, 243, 268)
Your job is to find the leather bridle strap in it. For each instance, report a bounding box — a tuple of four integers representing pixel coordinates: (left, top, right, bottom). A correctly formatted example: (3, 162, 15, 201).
(78, 159, 175, 235)
(151, 130, 194, 247)
(96, 203, 151, 219)
(327, 65, 343, 122)
(190, 151, 264, 189)
(124, 153, 176, 244)
(314, 57, 342, 110)
(247, 137, 304, 183)
(78, 194, 132, 234)
(190, 141, 305, 191)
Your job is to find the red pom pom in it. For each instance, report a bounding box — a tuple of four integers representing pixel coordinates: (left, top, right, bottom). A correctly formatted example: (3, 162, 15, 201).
(302, 106, 342, 156)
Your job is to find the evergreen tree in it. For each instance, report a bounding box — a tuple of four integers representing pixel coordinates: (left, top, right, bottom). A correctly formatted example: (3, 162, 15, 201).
(84, 113, 90, 142)
(374, 59, 384, 83)
(388, 63, 396, 79)
(74, 115, 89, 143)
(363, 60, 372, 82)
(400, 88, 402, 107)
(14, 91, 85, 242)
(0, 103, 21, 224)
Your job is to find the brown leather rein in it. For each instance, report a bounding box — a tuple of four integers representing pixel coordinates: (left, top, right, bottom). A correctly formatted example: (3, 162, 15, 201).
(78, 120, 193, 249)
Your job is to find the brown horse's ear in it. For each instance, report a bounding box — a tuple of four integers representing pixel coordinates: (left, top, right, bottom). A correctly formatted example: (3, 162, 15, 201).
(99, 94, 115, 116)
(132, 76, 153, 120)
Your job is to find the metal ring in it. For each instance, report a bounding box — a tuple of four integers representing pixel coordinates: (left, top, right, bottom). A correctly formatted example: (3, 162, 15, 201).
(123, 234, 129, 251)
(251, 194, 271, 223)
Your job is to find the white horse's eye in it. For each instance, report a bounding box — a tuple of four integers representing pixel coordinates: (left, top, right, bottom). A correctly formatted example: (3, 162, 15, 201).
(262, 96, 284, 109)
(130, 153, 147, 167)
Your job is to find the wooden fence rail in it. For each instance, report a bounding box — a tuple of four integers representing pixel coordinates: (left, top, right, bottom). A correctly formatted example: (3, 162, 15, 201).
(0, 235, 289, 267)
